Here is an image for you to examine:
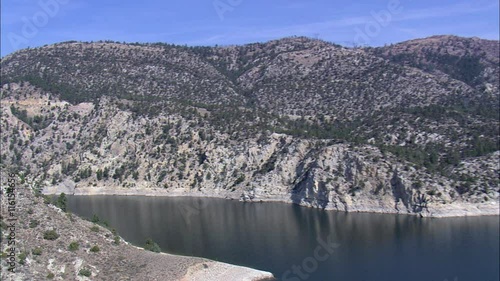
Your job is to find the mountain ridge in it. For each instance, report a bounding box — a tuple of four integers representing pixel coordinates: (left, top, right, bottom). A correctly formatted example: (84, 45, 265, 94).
(1, 35, 498, 217)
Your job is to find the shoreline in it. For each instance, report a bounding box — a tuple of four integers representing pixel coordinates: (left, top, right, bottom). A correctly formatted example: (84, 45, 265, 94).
(1, 183, 275, 281)
(44, 186, 500, 218)
(127, 244, 275, 281)
(70, 189, 277, 280)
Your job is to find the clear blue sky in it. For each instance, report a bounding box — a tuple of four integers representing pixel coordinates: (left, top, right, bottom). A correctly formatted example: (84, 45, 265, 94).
(1, 0, 499, 57)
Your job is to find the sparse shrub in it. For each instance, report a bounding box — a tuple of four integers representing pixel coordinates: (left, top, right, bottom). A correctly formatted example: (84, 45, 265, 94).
(29, 219, 39, 228)
(46, 272, 55, 279)
(96, 169, 103, 180)
(358, 180, 366, 189)
(90, 225, 100, 232)
(157, 170, 167, 183)
(144, 238, 161, 253)
(68, 241, 79, 251)
(113, 236, 120, 245)
(18, 251, 27, 265)
(56, 193, 67, 212)
(426, 189, 437, 196)
(43, 230, 59, 240)
(91, 214, 100, 223)
(456, 182, 471, 195)
(78, 268, 91, 277)
(78, 167, 92, 180)
(234, 174, 245, 185)
(373, 182, 384, 195)
(413, 180, 423, 189)
(32, 247, 43, 256)
(90, 245, 100, 253)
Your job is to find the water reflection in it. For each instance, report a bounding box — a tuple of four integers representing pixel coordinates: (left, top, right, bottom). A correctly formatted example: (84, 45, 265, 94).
(68, 196, 499, 281)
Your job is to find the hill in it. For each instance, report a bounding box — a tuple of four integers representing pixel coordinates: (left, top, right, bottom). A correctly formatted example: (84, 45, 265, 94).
(0, 35, 498, 217)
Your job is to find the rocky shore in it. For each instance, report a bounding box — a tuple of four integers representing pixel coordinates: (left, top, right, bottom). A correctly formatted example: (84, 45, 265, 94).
(43, 184, 499, 218)
(0, 183, 274, 281)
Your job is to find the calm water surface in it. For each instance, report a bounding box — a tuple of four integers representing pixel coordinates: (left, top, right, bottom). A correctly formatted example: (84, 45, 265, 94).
(67, 196, 499, 281)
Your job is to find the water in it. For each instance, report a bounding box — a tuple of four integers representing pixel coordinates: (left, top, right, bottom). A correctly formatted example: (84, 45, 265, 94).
(66, 196, 499, 281)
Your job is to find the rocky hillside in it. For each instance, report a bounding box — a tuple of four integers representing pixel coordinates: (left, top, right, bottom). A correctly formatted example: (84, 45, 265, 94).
(0, 35, 498, 217)
(370, 35, 500, 94)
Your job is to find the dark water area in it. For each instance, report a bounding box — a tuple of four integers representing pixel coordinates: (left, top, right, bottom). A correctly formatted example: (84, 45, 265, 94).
(67, 196, 499, 281)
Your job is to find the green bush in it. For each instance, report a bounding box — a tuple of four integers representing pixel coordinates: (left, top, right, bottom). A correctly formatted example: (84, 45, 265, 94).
(91, 214, 100, 223)
(43, 230, 59, 240)
(32, 247, 42, 256)
(78, 268, 91, 277)
(29, 219, 39, 228)
(68, 241, 79, 251)
(56, 193, 67, 212)
(18, 252, 27, 265)
(90, 226, 100, 232)
(144, 238, 161, 253)
(90, 245, 100, 253)
(46, 272, 55, 279)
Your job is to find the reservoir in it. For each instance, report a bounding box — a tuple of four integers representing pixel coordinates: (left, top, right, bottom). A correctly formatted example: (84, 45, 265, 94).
(67, 196, 499, 281)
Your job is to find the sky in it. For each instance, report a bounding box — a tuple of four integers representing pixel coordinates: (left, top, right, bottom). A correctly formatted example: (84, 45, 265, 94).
(1, 0, 499, 57)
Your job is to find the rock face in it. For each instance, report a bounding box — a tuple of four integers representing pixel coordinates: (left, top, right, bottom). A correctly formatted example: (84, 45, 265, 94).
(0, 36, 498, 217)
